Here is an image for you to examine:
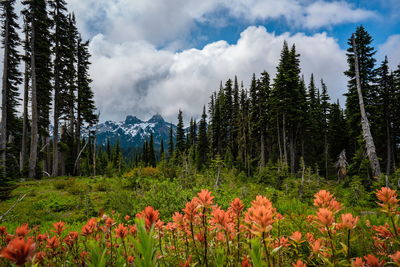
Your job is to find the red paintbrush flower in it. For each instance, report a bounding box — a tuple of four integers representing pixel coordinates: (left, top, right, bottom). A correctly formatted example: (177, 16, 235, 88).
(115, 224, 128, 239)
(0, 237, 36, 266)
(51, 221, 66, 236)
(46, 236, 60, 250)
(136, 206, 160, 230)
(15, 223, 29, 238)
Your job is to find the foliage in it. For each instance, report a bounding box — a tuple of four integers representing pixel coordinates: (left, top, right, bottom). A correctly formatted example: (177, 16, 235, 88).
(1, 187, 400, 266)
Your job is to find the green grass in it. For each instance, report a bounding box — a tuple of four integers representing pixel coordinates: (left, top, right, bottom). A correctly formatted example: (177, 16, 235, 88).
(0, 169, 383, 233)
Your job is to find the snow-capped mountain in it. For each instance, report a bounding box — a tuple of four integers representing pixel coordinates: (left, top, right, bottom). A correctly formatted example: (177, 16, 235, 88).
(87, 114, 176, 149)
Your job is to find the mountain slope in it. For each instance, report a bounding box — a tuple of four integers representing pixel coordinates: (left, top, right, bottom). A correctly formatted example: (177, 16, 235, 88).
(89, 114, 176, 149)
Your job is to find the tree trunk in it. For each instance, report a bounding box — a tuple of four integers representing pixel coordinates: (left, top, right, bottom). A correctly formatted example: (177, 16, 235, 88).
(277, 119, 282, 162)
(282, 113, 287, 165)
(21, 19, 29, 174)
(52, 112, 59, 176)
(324, 131, 328, 179)
(352, 35, 381, 179)
(1, 10, 9, 178)
(75, 117, 81, 175)
(386, 118, 391, 175)
(260, 132, 265, 168)
(29, 18, 38, 179)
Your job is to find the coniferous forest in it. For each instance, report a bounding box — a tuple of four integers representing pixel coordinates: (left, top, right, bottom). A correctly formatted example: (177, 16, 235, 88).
(1, 0, 400, 266)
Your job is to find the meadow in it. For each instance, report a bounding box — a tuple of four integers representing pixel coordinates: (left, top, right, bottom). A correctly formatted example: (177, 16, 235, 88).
(0, 166, 399, 266)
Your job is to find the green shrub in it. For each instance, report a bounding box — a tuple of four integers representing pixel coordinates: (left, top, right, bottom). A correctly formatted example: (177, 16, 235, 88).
(53, 178, 76, 190)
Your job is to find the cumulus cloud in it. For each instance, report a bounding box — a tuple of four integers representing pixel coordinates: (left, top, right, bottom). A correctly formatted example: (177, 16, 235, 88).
(66, 0, 375, 47)
(90, 26, 348, 122)
(303, 1, 377, 29)
(378, 35, 400, 69)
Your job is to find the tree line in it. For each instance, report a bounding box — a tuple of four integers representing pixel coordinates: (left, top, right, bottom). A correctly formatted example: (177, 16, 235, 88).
(158, 26, 400, 185)
(0, 0, 97, 196)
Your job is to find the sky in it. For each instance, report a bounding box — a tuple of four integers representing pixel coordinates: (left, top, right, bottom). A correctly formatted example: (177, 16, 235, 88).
(8, 0, 400, 123)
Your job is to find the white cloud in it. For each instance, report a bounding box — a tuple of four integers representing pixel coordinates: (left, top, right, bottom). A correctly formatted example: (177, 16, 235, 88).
(303, 1, 377, 29)
(66, 0, 376, 47)
(378, 34, 400, 69)
(90, 26, 348, 123)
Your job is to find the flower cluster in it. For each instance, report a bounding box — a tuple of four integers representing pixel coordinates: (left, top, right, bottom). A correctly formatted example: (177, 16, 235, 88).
(0, 187, 399, 266)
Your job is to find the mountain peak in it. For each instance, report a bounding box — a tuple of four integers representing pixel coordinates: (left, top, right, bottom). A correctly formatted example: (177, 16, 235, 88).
(124, 115, 143, 125)
(148, 114, 165, 124)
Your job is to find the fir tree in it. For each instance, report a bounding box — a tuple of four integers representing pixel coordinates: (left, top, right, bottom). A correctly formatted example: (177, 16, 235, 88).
(23, 0, 53, 178)
(49, 0, 69, 176)
(176, 109, 185, 155)
(0, 0, 22, 183)
(148, 134, 156, 167)
(344, 26, 376, 159)
(196, 106, 208, 170)
(168, 125, 174, 158)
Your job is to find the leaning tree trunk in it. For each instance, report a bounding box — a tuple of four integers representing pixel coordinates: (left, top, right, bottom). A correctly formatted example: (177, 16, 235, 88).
(28, 19, 38, 179)
(1, 10, 9, 178)
(352, 35, 381, 179)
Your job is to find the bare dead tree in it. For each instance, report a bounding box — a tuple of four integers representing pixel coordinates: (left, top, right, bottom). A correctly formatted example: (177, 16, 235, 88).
(352, 35, 381, 179)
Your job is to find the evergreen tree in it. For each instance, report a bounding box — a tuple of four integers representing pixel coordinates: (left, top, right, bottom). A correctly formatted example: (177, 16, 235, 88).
(49, 0, 69, 176)
(374, 56, 395, 174)
(148, 134, 156, 167)
(257, 71, 270, 167)
(160, 139, 164, 159)
(168, 125, 174, 158)
(196, 106, 208, 170)
(344, 26, 376, 159)
(75, 37, 96, 173)
(23, 0, 53, 178)
(270, 42, 304, 172)
(0, 0, 22, 184)
(176, 109, 185, 155)
(232, 76, 240, 162)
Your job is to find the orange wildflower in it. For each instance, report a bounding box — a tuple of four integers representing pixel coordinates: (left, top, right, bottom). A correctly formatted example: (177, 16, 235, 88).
(290, 231, 302, 242)
(251, 195, 274, 209)
(128, 255, 135, 264)
(183, 200, 199, 223)
(314, 190, 341, 212)
(364, 254, 385, 266)
(0, 237, 36, 266)
(210, 207, 233, 232)
(105, 217, 115, 228)
(376, 187, 399, 205)
(246, 205, 274, 236)
(310, 238, 323, 254)
(128, 225, 137, 235)
(63, 231, 79, 247)
(81, 224, 93, 236)
(293, 259, 306, 267)
(194, 189, 214, 208)
(316, 208, 334, 227)
(136, 206, 160, 230)
(46, 236, 60, 250)
(15, 223, 30, 238)
(337, 213, 359, 230)
(372, 223, 394, 239)
(390, 251, 400, 265)
(229, 198, 244, 217)
(242, 256, 251, 267)
(353, 257, 364, 267)
(115, 224, 128, 239)
(125, 215, 131, 221)
(376, 187, 399, 214)
(273, 236, 289, 248)
(51, 221, 66, 236)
